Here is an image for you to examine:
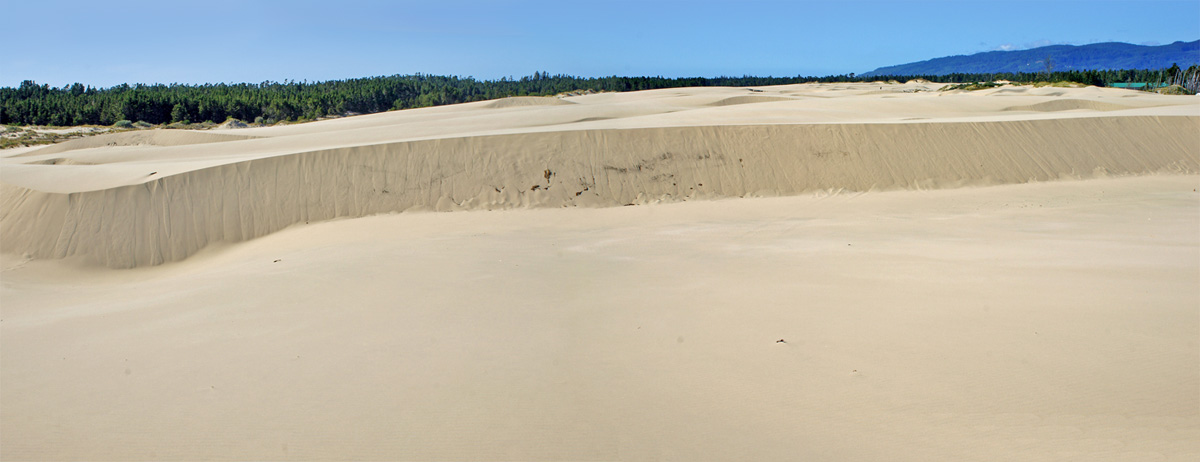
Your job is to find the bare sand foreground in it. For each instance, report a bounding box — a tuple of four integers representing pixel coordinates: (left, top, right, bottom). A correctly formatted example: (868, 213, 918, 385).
(1, 82, 1198, 460)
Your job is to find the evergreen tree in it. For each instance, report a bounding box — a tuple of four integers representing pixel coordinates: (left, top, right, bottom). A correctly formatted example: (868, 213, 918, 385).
(170, 103, 188, 123)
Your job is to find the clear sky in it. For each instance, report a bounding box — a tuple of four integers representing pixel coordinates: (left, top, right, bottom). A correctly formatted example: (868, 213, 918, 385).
(5, 0, 1198, 88)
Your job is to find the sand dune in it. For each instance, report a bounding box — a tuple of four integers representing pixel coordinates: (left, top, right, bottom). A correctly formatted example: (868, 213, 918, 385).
(2, 82, 1198, 460)
(1003, 99, 1134, 112)
(483, 95, 576, 108)
(4, 117, 1197, 267)
(707, 95, 797, 106)
(14, 129, 259, 157)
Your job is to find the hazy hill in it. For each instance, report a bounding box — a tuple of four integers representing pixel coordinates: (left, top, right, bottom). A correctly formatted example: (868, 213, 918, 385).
(862, 40, 1199, 77)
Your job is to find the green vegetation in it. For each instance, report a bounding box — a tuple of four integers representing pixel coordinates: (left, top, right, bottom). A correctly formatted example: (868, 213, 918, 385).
(1030, 81, 1087, 88)
(1155, 85, 1192, 95)
(2, 66, 1195, 126)
(939, 81, 1005, 91)
(0, 125, 114, 150)
(940, 80, 1094, 91)
(1157, 63, 1200, 94)
(3, 74, 829, 126)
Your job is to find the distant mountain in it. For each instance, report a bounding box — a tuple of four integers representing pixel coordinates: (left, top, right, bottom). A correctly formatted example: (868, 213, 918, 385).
(862, 40, 1199, 77)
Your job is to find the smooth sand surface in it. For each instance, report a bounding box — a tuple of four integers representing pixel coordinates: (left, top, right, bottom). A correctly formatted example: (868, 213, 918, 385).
(1, 82, 1198, 460)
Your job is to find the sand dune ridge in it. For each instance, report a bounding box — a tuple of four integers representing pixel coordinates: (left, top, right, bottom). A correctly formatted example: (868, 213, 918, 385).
(2, 116, 1196, 268)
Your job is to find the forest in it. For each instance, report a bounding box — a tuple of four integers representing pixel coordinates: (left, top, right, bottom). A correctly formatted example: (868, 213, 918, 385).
(1, 67, 1195, 127)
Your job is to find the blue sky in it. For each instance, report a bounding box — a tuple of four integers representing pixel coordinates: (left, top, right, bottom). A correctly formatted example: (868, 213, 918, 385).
(4, 0, 1198, 88)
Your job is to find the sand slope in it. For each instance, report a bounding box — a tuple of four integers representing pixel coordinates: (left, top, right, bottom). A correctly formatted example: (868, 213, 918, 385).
(483, 95, 576, 108)
(1002, 99, 1134, 112)
(1, 175, 1196, 461)
(1, 83, 1197, 268)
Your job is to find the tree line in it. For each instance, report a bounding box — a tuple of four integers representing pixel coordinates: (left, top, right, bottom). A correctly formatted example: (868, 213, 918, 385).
(2, 67, 1193, 126)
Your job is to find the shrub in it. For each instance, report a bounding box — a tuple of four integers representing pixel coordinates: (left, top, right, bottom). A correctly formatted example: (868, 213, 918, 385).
(113, 120, 133, 128)
(1155, 84, 1193, 95)
(939, 81, 1003, 91)
(1030, 81, 1086, 88)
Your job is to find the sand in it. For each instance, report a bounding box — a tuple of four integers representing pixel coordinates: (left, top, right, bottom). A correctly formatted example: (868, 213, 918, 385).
(1, 82, 1198, 460)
